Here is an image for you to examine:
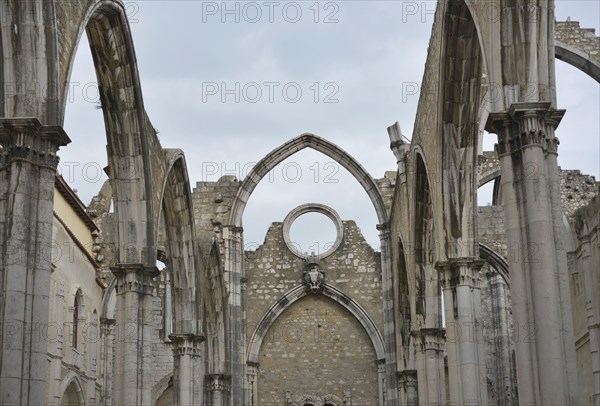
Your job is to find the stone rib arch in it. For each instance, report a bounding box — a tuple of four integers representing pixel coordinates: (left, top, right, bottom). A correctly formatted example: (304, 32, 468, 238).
(555, 20, 600, 83)
(478, 243, 509, 285)
(555, 41, 600, 83)
(59, 0, 156, 264)
(413, 150, 435, 319)
(440, 0, 484, 248)
(203, 238, 227, 375)
(157, 150, 202, 334)
(247, 283, 385, 364)
(228, 133, 388, 227)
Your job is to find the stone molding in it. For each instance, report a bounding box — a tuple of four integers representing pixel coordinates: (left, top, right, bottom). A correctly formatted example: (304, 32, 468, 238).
(169, 333, 205, 357)
(412, 328, 445, 353)
(0, 117, 71, 169)
(282, 203, 344, 260)
(207, 373, 230, 392)
(486, 102, 565, 157)
(436, 257, 486, 289)
(111, 264, 159, 295)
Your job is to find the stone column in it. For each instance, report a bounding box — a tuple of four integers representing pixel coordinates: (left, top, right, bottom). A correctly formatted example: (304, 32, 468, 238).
(222, 225, 245, 404)
(49, 280, 66, 405)
(413, 328, 446, 405)
(170, 333, 205, 406)
(207, 373, 228, 406)
(377, 223, 399, 405)
(246, 361, 259, 406)
(111, 264, 159, 406)
(99, 318, 116, 406)
(487, 102, 578, 405)
(437, 258, 487, 406)
(0, 118, 70, 405)
(398, 369, 418, 406)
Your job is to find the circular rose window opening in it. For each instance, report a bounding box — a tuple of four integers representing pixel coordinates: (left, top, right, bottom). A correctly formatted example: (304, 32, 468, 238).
(283, 203, 343, 259)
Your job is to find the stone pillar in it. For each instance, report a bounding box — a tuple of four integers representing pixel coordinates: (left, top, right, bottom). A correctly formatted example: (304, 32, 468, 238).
(246, 362, 259, 406)
(398, 370, 418, 406)
(111, 264, 159, 406)
(223, 225, 245, 405)
(437, 258, 488, 406)
(170, 333, 205, 406)
(377, 223, 399, 405)
(0, 118, 70, 405)
(487, 102, 578, 405)
(99, 318, 116, 406)
(579, 233, 600, 405)
(413, 328, 445, 405)
(49, 280, 66, 405)
(207, 373, 229, 406)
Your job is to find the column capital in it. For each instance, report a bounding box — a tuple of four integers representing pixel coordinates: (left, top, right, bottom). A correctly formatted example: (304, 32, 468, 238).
(0, 118, 71, 169)
(111, 264, 159, 294)
(169, 333, 205, 357)
(436, 257, 485, 288)
(398, 369, 418, 388)
(412, 328, 445, 352)
(486, 103, 565, 157)
(207, 373, 229, 392)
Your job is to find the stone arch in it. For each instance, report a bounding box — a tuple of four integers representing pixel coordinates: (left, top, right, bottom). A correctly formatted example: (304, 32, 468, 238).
(555, 42, 600, 83)
(478, 243, 509, 285)
(100, 278, 117, 320)
(59, 373, 85, 406)
(395, 234, 411, 368)
(247, 283, 385, 364)
(151, 373, 173, 406)
(228, 133, 388, 227)
(555, 20, 600, 83)
(59, 0, 156, 264)
(157, 150, 201, 334)
(414, 151, 434, 317)
(440, 0, 484, 250)
(203, 239, 227, 374)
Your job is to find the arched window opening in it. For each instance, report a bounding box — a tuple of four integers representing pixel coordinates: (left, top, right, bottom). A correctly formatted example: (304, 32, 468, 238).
(72, 290, 83, 349)
(414, 154, 432, 316)
(61, 380, 82, 406)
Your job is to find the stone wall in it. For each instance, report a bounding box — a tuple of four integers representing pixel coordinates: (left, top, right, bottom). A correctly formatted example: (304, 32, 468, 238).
(477, 205, 508, 258)
(556, 21, 600, 63)
(258, 294, 379, 405)
(560, 169, 600, 219)
(567, 194, 600, 404)
(245, 218, 383, 404)
(192, 176, 242, 253)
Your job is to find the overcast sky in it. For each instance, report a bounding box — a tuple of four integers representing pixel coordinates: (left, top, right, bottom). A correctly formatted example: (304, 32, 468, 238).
(61, 0, 600, 252)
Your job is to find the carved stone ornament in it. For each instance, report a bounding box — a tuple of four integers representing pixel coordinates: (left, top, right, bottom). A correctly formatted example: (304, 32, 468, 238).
(304, 256, 324, 293)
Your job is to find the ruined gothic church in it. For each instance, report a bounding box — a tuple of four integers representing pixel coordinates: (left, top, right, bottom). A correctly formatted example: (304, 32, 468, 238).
(0, 0, 599, 405)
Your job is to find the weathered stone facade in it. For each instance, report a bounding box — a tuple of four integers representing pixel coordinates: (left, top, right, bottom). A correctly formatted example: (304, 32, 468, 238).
(1, 1, 599, 405)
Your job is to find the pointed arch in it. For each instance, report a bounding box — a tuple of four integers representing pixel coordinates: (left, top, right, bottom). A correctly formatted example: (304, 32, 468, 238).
(203, 238, 227, 374)
(157, 150, 202, 335)
(247, 283, 385, 364)
(228, 133, 388, 227)
(59, 373, 85, 406)
(59, 0, 156, 264)
(440, 0, 485, 248)
(555, 42, 600, 84)
(478, 242, 509, 285)
(414, 151, 433, 316)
